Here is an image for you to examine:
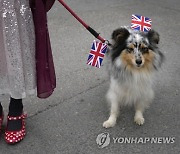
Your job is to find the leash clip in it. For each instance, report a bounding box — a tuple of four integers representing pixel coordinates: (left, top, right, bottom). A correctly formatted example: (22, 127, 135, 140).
(105, 40, 112, 46)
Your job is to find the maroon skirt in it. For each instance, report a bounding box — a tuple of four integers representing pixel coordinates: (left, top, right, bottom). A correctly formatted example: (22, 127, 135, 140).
(30, 0, 56, 98)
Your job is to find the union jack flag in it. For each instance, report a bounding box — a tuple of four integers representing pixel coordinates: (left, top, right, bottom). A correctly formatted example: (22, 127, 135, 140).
(87, 40, 107, 68)
(131, 14, 152, 32)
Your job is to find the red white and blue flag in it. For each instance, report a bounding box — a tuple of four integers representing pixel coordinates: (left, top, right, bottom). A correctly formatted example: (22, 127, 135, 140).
(131, 14, 152, 32)
(87, 40, 107, 68)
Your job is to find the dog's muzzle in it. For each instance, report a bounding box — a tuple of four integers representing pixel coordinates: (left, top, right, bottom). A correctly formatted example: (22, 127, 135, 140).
(135, 59, 142, 67)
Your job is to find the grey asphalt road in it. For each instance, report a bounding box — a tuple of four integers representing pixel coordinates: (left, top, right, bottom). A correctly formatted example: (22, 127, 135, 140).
(0, 0, 180, 154)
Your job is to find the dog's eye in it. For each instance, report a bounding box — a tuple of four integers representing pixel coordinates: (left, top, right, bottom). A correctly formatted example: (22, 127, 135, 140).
(127, 48, 134, 53)
(141, 47, 149, 53)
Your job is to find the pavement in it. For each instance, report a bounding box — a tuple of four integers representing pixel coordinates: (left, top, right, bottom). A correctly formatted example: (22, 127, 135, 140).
(0, 0, 180, 153)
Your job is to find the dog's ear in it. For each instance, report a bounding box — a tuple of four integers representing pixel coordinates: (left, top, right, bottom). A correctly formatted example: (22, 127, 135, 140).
(112, 28, 130, 44)
(147, 30, 160, 44)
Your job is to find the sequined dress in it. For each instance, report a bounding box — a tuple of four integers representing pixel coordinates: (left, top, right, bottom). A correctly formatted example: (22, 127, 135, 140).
(0, 0, 36, 99)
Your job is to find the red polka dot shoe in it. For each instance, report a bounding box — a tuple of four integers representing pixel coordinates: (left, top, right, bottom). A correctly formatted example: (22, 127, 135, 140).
(5, 113, 27, 144)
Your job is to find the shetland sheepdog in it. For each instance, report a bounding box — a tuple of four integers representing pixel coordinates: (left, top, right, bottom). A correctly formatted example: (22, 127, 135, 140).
(103, 27, 164, 128)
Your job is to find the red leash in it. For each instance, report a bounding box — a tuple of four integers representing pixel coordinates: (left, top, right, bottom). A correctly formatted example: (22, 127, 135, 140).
(58, 0, 107, 44)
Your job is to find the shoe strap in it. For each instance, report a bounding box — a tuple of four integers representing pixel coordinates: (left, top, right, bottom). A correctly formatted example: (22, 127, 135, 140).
(7, 113, 27, 121)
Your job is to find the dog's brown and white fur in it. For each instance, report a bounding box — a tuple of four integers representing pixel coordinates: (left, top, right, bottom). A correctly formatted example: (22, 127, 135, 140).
(103, 27, 164, 128)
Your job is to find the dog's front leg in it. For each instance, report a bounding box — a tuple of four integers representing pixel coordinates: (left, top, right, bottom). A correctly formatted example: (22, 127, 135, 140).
(103, 91, 119, 128)
(134, 102, 145, 125)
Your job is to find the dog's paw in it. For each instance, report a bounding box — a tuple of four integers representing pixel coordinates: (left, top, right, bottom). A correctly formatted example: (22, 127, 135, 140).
(134, 116, 145, 125)
(103, 120, 116, 128)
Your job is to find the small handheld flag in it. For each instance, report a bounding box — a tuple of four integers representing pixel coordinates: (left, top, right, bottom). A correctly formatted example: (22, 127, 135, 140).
(131, 14, 152, 32)
(87, 40, 108, 68)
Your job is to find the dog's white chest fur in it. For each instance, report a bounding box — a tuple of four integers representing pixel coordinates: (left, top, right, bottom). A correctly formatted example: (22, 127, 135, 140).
(107, 72, 154, 106)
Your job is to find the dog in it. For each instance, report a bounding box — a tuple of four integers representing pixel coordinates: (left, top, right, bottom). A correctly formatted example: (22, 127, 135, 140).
(103, 27, 164, 128)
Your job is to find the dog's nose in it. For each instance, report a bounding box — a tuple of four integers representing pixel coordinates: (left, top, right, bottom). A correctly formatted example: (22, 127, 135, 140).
(136, 59, 142, 65)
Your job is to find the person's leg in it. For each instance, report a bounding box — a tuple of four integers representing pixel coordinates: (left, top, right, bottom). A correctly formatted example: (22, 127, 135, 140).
(0, 102, 3, 131)
(9, 97, 23, 116)
(5, 97, 26, 144)
(0, 102, 2, 116)
(7, 97, 23, 131)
